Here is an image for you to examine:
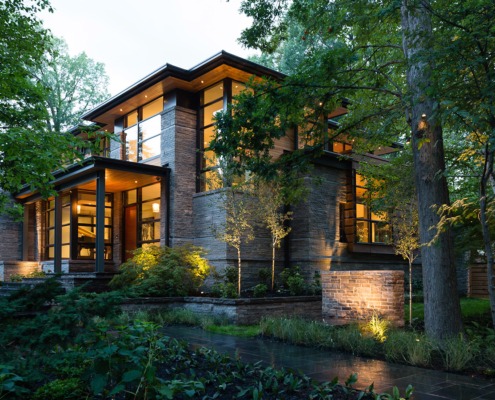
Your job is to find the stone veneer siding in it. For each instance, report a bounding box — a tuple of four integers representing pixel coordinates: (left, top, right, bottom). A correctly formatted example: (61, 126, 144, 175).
(322, 270, 404, 326)
(121, 296, 322, 325)
(0, 261, 40, 281)
(161, 106, 197, 246)
(193, 189, 278, 288)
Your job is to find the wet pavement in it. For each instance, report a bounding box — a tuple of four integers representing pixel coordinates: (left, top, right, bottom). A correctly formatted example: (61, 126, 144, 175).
(164, 325, 495, 400)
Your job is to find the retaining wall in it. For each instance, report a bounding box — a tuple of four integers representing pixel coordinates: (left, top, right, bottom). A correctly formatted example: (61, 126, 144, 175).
(121, 296, 322, 325)
(322, 270, 404, 326)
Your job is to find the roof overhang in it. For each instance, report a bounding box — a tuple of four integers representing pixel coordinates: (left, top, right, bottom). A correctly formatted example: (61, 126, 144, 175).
(81, 51, 286, 132)
(16, 157, 169, 204)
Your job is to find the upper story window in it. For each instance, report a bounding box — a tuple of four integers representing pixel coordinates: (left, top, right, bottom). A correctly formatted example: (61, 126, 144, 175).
(123, 97, 163, 162)
(355, 174, 392, 244)
(198, 80, 247, 192)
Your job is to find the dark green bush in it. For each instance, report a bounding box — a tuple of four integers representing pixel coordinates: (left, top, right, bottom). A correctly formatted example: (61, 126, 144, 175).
(109, 244, 212, 297)
(211, 282, 238, 298)
(33, 378, 84, 400)
(253, 283, 268, 297)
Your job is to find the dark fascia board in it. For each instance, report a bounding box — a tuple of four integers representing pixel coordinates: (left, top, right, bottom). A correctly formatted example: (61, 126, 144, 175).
(15, 156, 169, 201)
(81, 51, 286, 122)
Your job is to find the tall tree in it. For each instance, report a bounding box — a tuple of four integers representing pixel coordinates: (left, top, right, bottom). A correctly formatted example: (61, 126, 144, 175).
(400, 0, 462, 339)
(34, 37, 110, 133)
(0, 0, 111, 218)
(222, 0, 466, 340)
(426, 1, 495, 330)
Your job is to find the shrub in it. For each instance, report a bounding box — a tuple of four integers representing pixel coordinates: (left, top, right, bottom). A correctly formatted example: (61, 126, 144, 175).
(9, 274, 23, 282)
(258, 267, 271, 286)
(33, 378, 84, 400)
(211, 266, 238, 298)
(109, 244, 212, 297)
(253, 283, 268, 297)
(211, 282, 238, 298)
(281, 266, 306, 295)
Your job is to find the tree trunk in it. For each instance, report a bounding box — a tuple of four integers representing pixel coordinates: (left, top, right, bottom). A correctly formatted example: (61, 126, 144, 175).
(409, 258, 413, 328)
(237, 247, 242, 296)
(401, 0, 463, 340)
(480, 148, 495, 330)
(272, 241, 276, 292)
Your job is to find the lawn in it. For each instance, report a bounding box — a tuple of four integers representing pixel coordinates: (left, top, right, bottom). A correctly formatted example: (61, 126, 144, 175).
(405, 297, 491, 325)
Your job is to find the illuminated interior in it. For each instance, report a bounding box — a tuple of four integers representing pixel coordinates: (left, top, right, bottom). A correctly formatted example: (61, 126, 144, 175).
(355, 174, 391, 244)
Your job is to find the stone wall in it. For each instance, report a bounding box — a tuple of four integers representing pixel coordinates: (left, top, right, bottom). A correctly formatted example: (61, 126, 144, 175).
(0, 261, 41, 282)
(290, 163, 405, 279)
(0, 195, 22, 261)
(162, 106, 197, 246)
(322, 270, 404, 327)
(121, 296, 322, 325)
(193, 189, 278, 288)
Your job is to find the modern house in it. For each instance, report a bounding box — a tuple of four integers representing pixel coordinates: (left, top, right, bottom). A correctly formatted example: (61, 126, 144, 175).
(0, 51, 404, 286)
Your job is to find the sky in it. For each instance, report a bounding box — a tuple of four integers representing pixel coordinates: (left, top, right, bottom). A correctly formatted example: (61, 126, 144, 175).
(41, 0, 256, 96)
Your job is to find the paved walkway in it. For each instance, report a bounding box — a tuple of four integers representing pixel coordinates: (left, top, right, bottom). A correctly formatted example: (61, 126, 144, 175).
(164, 326, 495, 400)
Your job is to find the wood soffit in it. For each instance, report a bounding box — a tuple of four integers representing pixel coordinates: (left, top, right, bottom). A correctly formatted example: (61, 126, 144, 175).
(83, 52, 284, 132)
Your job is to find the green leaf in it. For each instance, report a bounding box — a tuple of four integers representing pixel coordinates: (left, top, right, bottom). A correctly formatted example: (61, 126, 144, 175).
(90, 374, 107, 394)
(122, 369, 142, 383)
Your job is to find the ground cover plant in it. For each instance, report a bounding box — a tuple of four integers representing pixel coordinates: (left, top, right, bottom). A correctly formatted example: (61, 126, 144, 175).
(0, 281, 411, 399)
(157, 298, 495, 377)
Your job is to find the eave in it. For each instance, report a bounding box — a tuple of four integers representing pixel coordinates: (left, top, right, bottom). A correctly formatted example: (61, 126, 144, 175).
(15, 156, 169, 204)
(81, 51, 286, 132)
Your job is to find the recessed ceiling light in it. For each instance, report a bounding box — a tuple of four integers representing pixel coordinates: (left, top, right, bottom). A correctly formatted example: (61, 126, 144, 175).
(120, 108, 123, 112)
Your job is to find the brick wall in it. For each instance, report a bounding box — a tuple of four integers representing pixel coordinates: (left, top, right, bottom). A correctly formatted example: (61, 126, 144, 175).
(0, 261, 41, 282)
(322, 270, 404, 326)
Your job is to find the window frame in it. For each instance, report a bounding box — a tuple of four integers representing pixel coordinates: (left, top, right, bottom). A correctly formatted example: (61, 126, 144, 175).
(354, 173, 391, 244)
(123, 97, 163, 162)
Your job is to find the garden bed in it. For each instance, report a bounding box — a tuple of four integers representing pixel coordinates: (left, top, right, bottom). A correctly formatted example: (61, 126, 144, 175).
(121, 295, 322, 325)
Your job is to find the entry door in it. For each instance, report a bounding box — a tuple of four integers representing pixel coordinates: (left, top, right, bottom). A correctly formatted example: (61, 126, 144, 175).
(124, 205, 137, 260)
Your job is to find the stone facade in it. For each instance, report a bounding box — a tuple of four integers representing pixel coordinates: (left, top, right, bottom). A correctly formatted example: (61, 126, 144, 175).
(193, 189, 278, 288)
(0, 261, 40, 282)
(0, 197, 22, 261)
(321, 270, 404, 326)
(162, 106, 197, 246)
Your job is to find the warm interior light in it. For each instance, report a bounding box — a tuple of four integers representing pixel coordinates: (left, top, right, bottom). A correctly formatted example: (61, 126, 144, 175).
(77, 204, 81, 214)
(152, 203, 160, 213)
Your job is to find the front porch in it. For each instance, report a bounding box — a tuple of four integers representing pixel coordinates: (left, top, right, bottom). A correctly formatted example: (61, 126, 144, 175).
(14, 156, 170, 275)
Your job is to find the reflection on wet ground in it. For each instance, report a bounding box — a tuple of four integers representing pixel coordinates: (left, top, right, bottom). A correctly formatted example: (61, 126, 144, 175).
(164, 325, 495, 400)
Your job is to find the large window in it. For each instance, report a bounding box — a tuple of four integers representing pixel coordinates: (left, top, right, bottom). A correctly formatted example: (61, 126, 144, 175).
(76, 191, 113, 260)
(198, 80, 247, 192)
(45, 191, 113, 260)
(124, 97, 163, 162)
(124, 183, 161, 248)
(46, 193, 71, 259)
(355, 174, 391, 244)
